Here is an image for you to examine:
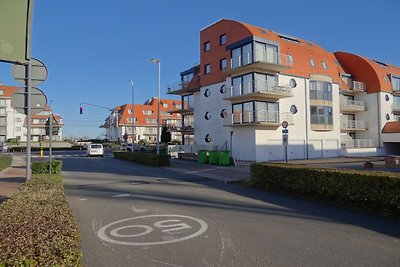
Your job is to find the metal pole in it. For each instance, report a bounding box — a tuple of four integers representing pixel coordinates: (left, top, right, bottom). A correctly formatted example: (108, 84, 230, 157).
(156, 61, 160, 155)
(130, 81, 134, 144)
(49, 110, 52, 174)
(26, 60, 32, 180)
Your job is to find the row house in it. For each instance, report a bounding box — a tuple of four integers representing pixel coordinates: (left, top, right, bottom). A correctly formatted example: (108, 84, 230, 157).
(167, 19, 400, 162)
(101, 97, 182, 144)
(0, 84, 64, 142)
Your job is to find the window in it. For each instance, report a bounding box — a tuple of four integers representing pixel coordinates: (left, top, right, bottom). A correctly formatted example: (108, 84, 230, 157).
(220, 85, 227, 94)
(205, 134, 211, 143)
(143, 110, 153, 115)
(182, 94, 194, 109)
(321, 61, 328, 69)
(204, 89, 210, 97)
(232, 101, 279, 124)
(163, 103, 168, 108)
(204, 41, 210, 52)
(204, 112, 211, 120)
(220, 109, 227, 118)
(127, 118, 132, 123)
(128, 109, 132, 114)
(145, 118, 157, 124)
(182, 72, 194, 83)
(0, 99, 5, 107)
(310, 58, 316, 67)
(220, 58, 227, 70)
(288, 54, 294, 63)
(205, 64, 211, 74)
(392, 76, 400, 92)
(220, 34, 226, 45)
(310, 106, 333, 125)
(0, 90, 4, 95)
(310, 81, 332, 101)
(16, 127, 21, 132)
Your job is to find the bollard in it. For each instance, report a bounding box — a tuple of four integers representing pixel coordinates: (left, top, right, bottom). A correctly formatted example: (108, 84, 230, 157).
(40, 147, 43, 157)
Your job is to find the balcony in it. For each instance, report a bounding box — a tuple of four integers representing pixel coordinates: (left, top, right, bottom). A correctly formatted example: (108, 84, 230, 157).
(340, 100, 366, 112)
(341, 139, 376, 149)
(224, 80, 292, 102)
(225, 50, 292, 76)
(341, 81, 366, 95)
(169, 100, 194, 115)
(393, 103, 400, 114)
(310, 115, 333, 131)
(164, 119, 194, 133)
(166, 81, 200, 96)
(393, 89, 400, 96)
(224, 110, 293, 127)
(341, 120, 368, 131)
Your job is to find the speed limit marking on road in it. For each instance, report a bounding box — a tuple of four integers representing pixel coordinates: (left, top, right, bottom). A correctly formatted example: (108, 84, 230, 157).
(97, 214, 208, 246)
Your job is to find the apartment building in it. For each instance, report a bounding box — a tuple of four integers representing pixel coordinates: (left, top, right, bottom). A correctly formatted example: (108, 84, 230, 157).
(101, 97, 182, 144)
(167, 19, 400, 162)
(0, 84, 64, 142)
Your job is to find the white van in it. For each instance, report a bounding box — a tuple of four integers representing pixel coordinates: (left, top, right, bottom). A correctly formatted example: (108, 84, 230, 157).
(86, 144, 104, 157)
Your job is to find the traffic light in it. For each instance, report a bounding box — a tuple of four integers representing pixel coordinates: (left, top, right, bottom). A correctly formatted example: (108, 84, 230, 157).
(80, 106, 83, 114)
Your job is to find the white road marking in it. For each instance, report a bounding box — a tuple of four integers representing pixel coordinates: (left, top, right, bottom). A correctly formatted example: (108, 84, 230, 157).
(97, 214, 208, 246)
(132, 206, 148, 213)
(78, 198, 88, 201)
(185, 169, 215, 174)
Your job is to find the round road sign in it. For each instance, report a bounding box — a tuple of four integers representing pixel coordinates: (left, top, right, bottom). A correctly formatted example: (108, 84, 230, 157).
(282, 120, 288, 129)
(12, 58, 48, 86)
(11, 87, 48, 115)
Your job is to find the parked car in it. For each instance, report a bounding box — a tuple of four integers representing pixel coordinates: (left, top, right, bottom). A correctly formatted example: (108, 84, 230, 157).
(120, 143, 147, 152)
(86, 144, 104, 157)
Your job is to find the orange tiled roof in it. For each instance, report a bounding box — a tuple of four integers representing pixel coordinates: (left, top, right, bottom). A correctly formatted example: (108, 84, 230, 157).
(115, 98, 182, 127)
(382, 122, 400, 133)
(335, 52, 400, 94)
(0, 85, 20, 97)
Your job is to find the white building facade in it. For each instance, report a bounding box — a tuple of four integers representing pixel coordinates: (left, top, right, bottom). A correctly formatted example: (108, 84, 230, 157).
(168, 19, 400, 162)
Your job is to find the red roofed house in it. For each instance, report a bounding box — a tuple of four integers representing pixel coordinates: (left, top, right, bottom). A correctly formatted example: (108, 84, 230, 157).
(0, 84, 64, 142)
(101, 97, 182, 144)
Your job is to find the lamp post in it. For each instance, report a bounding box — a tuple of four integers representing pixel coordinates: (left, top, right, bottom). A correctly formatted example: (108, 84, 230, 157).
(129, 80, 135, 144)
(151, 58, 161, 155)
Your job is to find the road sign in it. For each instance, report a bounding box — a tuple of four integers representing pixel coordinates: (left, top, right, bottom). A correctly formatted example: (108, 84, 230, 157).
(282, 121, 288, 129)
(282, 129, 288, 134)
(11, 87, 47, 115)
(12, 58, 47, 85)
(282, 134, 288, 146)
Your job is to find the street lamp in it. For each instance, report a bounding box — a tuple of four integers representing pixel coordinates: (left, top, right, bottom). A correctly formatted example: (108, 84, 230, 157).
(151, 58, 161, 155)
(128, 80, 135, 145)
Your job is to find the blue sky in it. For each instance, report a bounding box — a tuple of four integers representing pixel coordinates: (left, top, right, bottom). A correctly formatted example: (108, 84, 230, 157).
(1, 0, 399, 139)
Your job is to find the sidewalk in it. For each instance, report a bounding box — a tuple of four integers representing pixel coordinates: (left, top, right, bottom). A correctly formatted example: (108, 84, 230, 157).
(0, 154, 26, 204)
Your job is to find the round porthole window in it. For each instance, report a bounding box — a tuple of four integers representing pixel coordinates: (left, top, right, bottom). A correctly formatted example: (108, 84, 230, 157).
(289, 79, 297, 88)
(204, 89, 211, 97)
(204, 111, 211, 120)
(385, 94, 390, 101)
(220, 109, 227, 118)
(220, 85, 227, 94)
(290, 105, 298, 114)
(205, 134, 211, 143)
(386, 114, 390, 121)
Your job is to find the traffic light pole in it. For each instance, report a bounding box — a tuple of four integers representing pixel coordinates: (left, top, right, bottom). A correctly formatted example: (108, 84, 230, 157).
(49, 110, 52, 174)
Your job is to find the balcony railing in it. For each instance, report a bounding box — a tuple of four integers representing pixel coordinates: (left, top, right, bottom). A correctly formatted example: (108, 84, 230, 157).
(226, 50, 292, 74)
(392, 103, 400, 113)
(166, 81, 189, 94)
(310, 115, 333, 125)
(341, 139, 376, 149)
(340, 100, 366, 111)
(224, 110, 293, 126)
(226, 80, 292, 100)
(341, 120, 368, 130)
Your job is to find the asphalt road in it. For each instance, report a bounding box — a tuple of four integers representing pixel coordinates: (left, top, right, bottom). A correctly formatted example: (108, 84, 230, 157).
(60, 151, 400, 267)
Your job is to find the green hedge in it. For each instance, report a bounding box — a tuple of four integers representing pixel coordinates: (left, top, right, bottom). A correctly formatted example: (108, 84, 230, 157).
(113, 151, 170, 166)
(251, 163, 400, 217)
(0, 155, 12, 171)
(0, 173, 82, 266)
(31, 160, 63, 175)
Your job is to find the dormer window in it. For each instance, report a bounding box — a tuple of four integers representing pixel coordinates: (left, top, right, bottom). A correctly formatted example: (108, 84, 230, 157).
(321, 61, 328, 69)
(220, 34, 226, 45)
(310, 58, 316, 67)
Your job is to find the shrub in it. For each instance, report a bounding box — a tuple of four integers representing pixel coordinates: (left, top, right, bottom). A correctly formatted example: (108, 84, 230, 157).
(0, 155, 12, 171)
(251, 163, 400, 217)
(113, 151, 170, 166)
(0, 173, 82, 266)
(31, 160, 62, 174)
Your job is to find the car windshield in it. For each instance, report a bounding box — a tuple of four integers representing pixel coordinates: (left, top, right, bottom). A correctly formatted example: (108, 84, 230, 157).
(91, 144, 102, 149)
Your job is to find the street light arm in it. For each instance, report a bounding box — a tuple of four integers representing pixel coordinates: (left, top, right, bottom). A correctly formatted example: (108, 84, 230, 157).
(80, 102, 115, 112)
